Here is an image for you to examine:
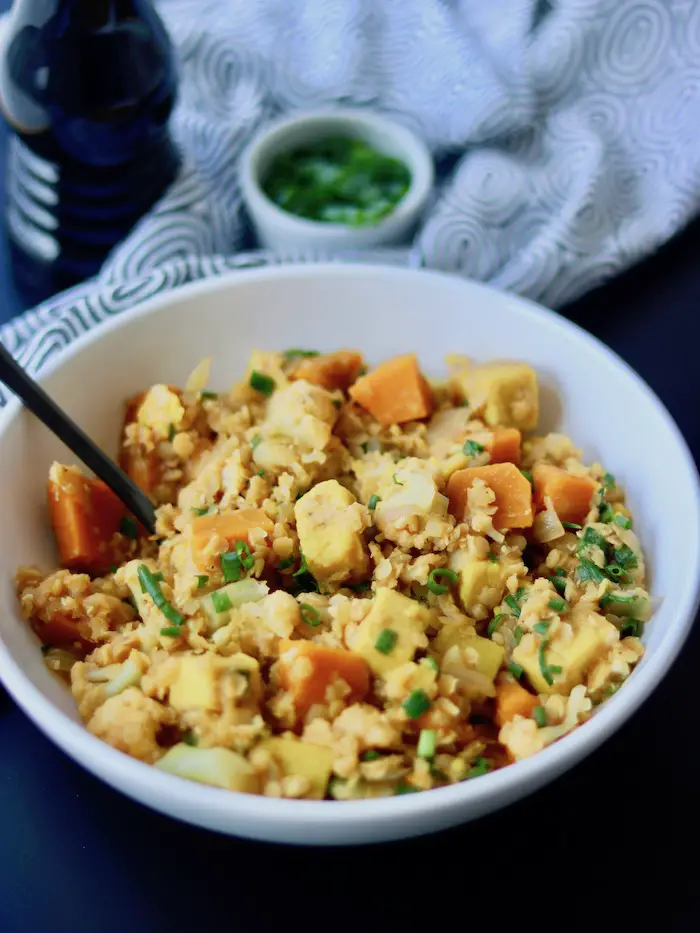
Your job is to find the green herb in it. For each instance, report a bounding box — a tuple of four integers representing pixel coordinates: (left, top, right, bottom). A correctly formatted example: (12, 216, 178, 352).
(417, 729, 437, 760)
(361, 750, 381, 762)
(249, 371, 275, 396)
(461, 398, 469, 407)
(200, 390, 218, 400)
(605, 563, 628, 583)
(109, 564, 118, 574)
(235, 540, 255, 570)
(505, 594, 521, 616)
(612, 544, 638, 570)
(151, 572, 164, 583)
(221, 551, 243, 584)
(577, 558, 605, 584)
(283, 349, 320, 360)
(534, 706, 549, 727)
(256, 469, 265, 477)
(465, 757, 491, 779)
(562, 522, 582, 531)
(463, 439, 485, 458)
(548, 597, 568, 613)
(577, 526, 609, 557)
(160, 626, 182, 638)
(427, 567, 458, 596)
(601, 472, 616, 490)
(375, 628, 398, 654)
(361, 442, 369, 454)
(392, 473, 403, 485)
(513, 625, 524, 645)
(487, 552, 499, 562)
(211, 589, 233, 614)
(620, 619, 642, 638)
(196, 575, 209, 589)
(598, 502, 614, 523)
(533, 621, 551, 635)
(520, 469, 534, 485)
(552, 567, 567, 577)
(368, 494, 380, 510)
(549, 664, 563, 674)
(402, 689, 432, 719)
(300, 603, 321, 627)
(278, 557, 294, 571)
(423, 656, 439, 674)
(508, 662, 524, 680)
(395, 781, 420, 795)
(168, 423, 176, 442)
(487, 613, 508, 637)
(182, 731, 198, 747)
(614, 514, 632, 530)
(551, 574, 567, 597)
(251, 434, 262, 450)
(538, 639, 556, 686)
(291, 553, 320, 594)
(599, 592, 636, 611)
(137, 564, 185, 626)
(119, 516, 139, 539)
(192, 506, 212, 516)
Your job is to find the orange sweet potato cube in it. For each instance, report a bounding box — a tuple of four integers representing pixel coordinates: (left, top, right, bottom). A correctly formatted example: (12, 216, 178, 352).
(532, 465, 597, 526)
(349, 353, 434, 426)
(446, 462, 533, 530)
(277, 639, 370, 721)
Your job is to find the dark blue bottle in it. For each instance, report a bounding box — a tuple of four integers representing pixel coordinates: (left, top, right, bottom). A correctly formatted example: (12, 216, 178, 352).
(0, 0, 180, 304)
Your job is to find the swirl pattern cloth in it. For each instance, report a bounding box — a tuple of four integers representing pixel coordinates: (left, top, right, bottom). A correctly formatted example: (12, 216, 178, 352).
(2, 0, 700, 384)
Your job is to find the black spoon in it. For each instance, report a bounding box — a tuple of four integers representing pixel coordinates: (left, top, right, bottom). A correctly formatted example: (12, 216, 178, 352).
(0, 340, 157, 534)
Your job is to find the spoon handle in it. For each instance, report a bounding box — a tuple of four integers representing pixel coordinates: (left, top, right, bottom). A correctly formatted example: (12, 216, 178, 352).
(0, 341, 157, 534)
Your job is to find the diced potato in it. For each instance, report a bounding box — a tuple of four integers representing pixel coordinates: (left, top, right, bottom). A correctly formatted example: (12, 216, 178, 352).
(294, 480, 368, 584)
(155, 744, 259, 793)
(434, 625, 504, 682)
(259, 736, 334, 799)
(352, 588, 433, 676)
(456, 361, 538, 430)
(512, 606, 617, 694)
(200, 578, 269, 632)
(349, 354, 434, 426)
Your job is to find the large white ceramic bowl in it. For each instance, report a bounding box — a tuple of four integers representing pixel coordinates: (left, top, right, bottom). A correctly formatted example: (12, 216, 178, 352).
(0, 264, 698, 846)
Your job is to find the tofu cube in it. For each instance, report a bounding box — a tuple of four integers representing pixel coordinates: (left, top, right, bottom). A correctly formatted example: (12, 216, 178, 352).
(295, 480, 368, 583)
(259, 737, 334, 799)
(352, 588, 432, 676)
(434, 624, 505, 682)
(448, 550, 521, 615)
(169, 654, 218, 710)
(459, 361, 538, 430)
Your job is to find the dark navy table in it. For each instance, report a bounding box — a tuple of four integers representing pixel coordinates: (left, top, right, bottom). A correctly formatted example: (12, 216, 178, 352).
(0, 19, 696, 932)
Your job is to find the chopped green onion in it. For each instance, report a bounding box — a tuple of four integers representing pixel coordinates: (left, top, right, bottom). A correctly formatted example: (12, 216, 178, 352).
(395, 781, 420, 795)
(283, 349, 320, 360)
(374, 628, 398, 654)
(392, 473, 403, 485)
(423, 656, 439, 674)
(487, 552, 499, 563)
(562, 522, 582, 531)
(578, 526, 609, 557)
(601, 472, 616, 490)
(151, 572, 164, 583)
(137, 564, 185, 626)
(552, 567, 567, 576)
(599, 502, 614, 523)
(577, 558, 605, 584)
(251, 434, 262, 450)
(293, 554, 310, 577)
(211, 589, 233, 614)
(333, 398, 342, 409)
(291, 554, 320, 594)
(505, 594, 521, 616)
(109, 564, 118, 574)
(200, 390, 218, 400)
(417, 729, 437, 760)
(278, 557, 294, 571)
(513, 625, 524, 645)
(548, 597, 568, 613)
(463, 439, 485, 458)
(221, 551, 242, 583)
(614, 514, 632, 530)
(235, 540, 255, 570)
(538, 639, 555, 686)
(534, 706, 549, 727)
(350, 581, 371, 593)
(256, 469, 265, 477)
(508, 662, 524, 680)
(487, 613, 508, 637)
(119, 516, 139, 539)
(368, 494, 380, 510)
(361, 750, 381, 762)
(551, 575, 567, 597)
(300, 603, 321, 627)
(160, 626, 182, 638)
(192, 506, 212, 516)
(426, 567, 458, 596)
(620, 619, 642, 638)
(612, 544, 638, 570)
(549, 664, 563, 674)
(182, 731, 198, 746)
(599, 592, 636, 610)
(465, 757, 491, 779)
(461, 397, 469, 407)
(361, 442, 369, 454)
(168, 423, 175, 442)
(533, 621, 551, 635)
(402, 689, 431, 719)
(196, 574, 209, 589)
(605, 563, 628, 582)
(249, 371, 275, 396)
(520, 469, 534, 485)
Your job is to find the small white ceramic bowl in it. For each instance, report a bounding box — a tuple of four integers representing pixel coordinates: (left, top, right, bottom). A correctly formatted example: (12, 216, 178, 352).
(240, 108, 434, 251)
(0, 264, 698, 845)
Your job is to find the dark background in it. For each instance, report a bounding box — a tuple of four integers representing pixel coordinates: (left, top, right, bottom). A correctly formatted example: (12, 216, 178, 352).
(0, 1, 696, 927)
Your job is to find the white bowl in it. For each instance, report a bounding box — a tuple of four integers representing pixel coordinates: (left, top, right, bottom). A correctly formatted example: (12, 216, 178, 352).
(0, 264, 698, 846)
(240, 109, 434, 251)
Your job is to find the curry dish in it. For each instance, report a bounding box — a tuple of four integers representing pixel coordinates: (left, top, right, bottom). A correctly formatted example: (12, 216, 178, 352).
(16, 349, 649, 799)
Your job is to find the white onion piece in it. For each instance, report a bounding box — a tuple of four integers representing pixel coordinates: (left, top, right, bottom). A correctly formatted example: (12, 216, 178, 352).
(533, 495, 565, 543)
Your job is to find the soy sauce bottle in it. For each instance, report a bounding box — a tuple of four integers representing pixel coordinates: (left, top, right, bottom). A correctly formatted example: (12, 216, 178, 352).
(0, 0, 180, 305)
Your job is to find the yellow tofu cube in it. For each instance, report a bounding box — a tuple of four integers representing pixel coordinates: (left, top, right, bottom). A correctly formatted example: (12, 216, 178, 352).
(352, 588, 433, 676)
(513, 610, 617, 694)
(434, 624, 505, 682)
(295, 480, 368, 583)
(448, 550, 521, 614)
(459, 361, 538, 430)
(259, 737, 334, 799)
(169, 654, 218, 710)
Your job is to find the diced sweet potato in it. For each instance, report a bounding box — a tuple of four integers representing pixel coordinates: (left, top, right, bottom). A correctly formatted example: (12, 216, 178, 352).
(349, 353, 434, 426)
(488, 427, 521, 465)
(47, 463, 131, 576)
(292, 350, 365, 392)
(447, 463, 533, 530)
(32, 611, 95, 651)
(277, 639, 370, 721)
(494, 676, 539, 727)
(192, 509, 274, 569)
(533, 465, 597, 526)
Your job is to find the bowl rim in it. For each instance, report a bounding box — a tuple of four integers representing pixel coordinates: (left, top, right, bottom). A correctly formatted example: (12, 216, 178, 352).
(239, 107, 435, 239)
(1, 262, 698, 835)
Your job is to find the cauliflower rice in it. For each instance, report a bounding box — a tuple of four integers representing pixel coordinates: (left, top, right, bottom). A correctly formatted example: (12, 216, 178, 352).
(15, 348, 649, 800)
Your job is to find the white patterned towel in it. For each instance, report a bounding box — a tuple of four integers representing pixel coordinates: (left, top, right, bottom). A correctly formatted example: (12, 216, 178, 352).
(3, 0, 700, 372)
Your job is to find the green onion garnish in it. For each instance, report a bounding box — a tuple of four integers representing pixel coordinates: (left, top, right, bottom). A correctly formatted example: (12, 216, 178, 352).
(251, 434, 262, 450)
(333, 398, 342, 409)
(109, 564, 118, 574)
(168, 423, 175, 442)
(549, 664, 563, 674)
(548, 597, 567, 613)
(361, 750, 381, 762)
(417, 729, 437, 760)
(249, 371, 275, 396)
(283, 349, 320, 360)
(235, 539, 255, 570)
(221, 551, 242, 583)
(183, 731, 198, 746)
(211, 589, 233, 613)
(160, 626, 182, 638)
(513, 625, 524, 645)
(551, 574, 567, 597)
(487, 613, 508, 637)
(605, 563, 628, 582)
(119, 516, 139, 539)
(599, 592, 636, 610)
(577, 558, 605, 584)
(402, 689, 432, 719)
(256, 469, 265, 477)
(395, 781, 420, 795)
(426, 568, 458, 596)
(300, 604, 321, 627)
(599, 502, 614, 523)
(578, 526, 609, 557)
(620, 619, 642, 638)
(392, 473, 403, 485)
(278, 557, 294, 571)
(538, 640, 555, 686)
(196, 575, 209, 589)
(465, 757, 491, 779)
(508, 662, 524, 680)
(368, 494, 380, 510)
(463, 439, 485, 458)
(423, 656, 439, 674)
(350, 581, 371, 593)
(612, 544, 638, 570)
(374, 628, 398, 655)
(200, 390, 218, 400)
(192, 506, 212, 516)
(520, 469, 534, 485)
(534, 706, 549, 727)
(614, 514, 632, 530)
(562, 522, 582, 531)
(505, 594, 521, 616)
(137, 564, 185, 626)
(601, 472, 616, 490)
(487, 552, 499, 562)
(533, 621, 550, 635)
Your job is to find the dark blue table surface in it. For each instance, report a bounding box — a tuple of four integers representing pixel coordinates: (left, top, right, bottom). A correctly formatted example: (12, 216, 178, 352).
(0, 8, 696, 927)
